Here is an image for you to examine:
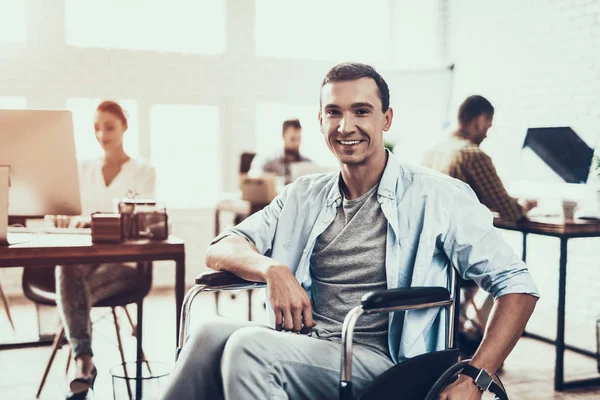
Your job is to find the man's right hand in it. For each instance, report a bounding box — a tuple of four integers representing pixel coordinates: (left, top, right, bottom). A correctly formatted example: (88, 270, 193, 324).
(265, 264, 316, 334)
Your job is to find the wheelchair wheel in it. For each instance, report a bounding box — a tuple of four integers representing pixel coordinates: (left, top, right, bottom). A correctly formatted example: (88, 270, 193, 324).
(424, 360, 508, 400)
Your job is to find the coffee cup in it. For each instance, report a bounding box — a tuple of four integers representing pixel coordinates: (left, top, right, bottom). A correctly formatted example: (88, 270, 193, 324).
(562, 200, 577, 220)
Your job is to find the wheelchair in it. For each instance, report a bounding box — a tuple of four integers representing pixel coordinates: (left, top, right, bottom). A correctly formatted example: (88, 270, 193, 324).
(177, 267, 508, 399)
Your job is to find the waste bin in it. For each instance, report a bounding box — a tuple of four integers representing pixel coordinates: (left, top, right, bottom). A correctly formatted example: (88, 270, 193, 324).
(110, 361, 171, 400)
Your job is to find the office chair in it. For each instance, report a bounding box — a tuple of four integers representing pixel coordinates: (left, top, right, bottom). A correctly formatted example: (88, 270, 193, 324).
(240, 151, 256, 175)
(21, 264, 153, 399)
(213, 150, 259, 318)
(177, 269, 509, 399)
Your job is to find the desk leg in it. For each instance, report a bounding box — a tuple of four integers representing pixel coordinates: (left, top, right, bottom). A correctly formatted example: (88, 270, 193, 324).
(136, 264, 144, 400)
(522, 232, 528, 262)
(175, 254, 186, 346)
(554, 237, 568, 391)
(214, 208, 220, 237)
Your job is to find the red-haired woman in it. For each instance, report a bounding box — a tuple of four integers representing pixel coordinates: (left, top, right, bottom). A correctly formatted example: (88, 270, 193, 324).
(55, 100, 155, 400)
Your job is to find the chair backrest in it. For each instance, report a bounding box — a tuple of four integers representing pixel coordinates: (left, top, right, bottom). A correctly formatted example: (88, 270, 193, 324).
(22, 263, 154, 307)
(22, 266, 57, 306)
(240, 152, 256, 174)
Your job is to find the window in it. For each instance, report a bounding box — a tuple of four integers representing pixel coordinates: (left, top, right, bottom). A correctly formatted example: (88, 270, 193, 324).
(255, 0, 392, 65)
(0, 97, 26, 109)
(0, 1, 26, 43)
(66, 98, 139, 160)
(256, 103, 337, 167)
(150, 104, 221, 208)
(65, 0, 226, 54)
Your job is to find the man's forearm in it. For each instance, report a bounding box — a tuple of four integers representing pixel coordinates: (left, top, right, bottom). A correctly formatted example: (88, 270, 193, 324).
(469, 293, 538, 373)
(205, 235, 277, 282)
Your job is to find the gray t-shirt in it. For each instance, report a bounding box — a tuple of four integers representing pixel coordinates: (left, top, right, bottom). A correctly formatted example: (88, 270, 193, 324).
(309, 183, 390, 358)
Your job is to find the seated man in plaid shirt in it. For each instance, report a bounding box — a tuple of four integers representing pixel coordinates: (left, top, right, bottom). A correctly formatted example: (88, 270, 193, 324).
(423, 95, 537, 222)
(422, 95, 538, 357)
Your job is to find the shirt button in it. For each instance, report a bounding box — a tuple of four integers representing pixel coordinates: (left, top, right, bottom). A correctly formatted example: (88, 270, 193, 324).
(302, 249, 308, 254)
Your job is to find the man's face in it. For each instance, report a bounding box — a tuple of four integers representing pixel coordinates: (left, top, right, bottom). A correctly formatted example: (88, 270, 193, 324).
(474, 113, 493, 144)
(318, 77, 392, 166)
(283, 127, 302, 154)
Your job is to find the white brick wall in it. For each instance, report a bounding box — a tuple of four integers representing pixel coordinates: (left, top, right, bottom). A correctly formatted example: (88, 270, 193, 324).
(448, 0, 600, 349)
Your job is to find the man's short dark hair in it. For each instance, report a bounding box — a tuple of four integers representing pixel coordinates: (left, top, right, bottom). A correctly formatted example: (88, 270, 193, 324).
(282, 118, 302, 135)
(320, 62, 390, 112)
(458, 95, 494, 125)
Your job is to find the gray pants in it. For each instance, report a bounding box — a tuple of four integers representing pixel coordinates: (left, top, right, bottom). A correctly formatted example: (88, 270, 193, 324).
(55, 263, 138, 358)
(161, 318, 394, 400)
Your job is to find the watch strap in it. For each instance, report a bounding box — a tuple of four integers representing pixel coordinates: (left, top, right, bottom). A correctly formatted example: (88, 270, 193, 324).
(461, 365, 507, 400)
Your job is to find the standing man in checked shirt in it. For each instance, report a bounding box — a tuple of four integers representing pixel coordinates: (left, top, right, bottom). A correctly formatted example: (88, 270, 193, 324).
(422, 95, 538, 358)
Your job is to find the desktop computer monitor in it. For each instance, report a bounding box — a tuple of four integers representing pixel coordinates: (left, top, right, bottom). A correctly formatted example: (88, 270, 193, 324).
(0, 109, 81, 243)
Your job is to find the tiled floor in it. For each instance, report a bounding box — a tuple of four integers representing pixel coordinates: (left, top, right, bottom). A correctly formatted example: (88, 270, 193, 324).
(1, 288, 599, 399)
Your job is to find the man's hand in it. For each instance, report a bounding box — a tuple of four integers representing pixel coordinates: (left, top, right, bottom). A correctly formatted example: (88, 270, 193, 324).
(265, 264, 316, 334)
(438, 374, 482, 400)
(518, 198, 538, 212)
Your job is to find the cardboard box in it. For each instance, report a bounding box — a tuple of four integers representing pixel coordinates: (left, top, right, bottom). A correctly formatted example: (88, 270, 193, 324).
(240, 174, 276, 204)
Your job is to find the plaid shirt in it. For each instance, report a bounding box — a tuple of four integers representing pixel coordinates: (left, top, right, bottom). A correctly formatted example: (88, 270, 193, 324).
(422, 132, 525, 221)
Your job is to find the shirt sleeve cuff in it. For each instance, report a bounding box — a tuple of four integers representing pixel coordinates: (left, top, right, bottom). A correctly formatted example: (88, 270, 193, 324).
(210, 228, 256, 247)
(491, 274, 541, 300)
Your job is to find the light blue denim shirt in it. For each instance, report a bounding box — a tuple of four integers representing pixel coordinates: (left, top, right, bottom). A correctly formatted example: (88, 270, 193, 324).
(213, 150, 539, 363)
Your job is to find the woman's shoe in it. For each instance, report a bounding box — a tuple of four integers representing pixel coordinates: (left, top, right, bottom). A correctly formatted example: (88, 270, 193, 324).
(66, 366, 97, 400)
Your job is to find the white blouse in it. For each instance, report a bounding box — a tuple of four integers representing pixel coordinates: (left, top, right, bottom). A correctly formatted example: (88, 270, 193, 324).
(78, 158, 156, 215)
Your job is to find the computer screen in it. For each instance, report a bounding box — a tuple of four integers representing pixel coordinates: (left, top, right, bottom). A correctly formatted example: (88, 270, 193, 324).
(522, 127, 594, 184)
(0, 109, 81, 216)
(290, 161, 338, 182)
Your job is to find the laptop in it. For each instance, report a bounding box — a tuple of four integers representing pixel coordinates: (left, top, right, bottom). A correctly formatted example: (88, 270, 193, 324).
(523, 127, 593, 184)
(290, 162, 338, 182)
(518, 127, 599, 219)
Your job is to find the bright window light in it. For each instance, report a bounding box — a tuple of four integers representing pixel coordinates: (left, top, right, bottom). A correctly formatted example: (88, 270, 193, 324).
(0, 97, 27, 109)
(0, 1, 26, 43)
(150, 104, 221, 208)
(256, 103, 337, 167)
(65, 0, 226, 54)
(255, 0, 392, 65)
(66, 98, 140, 160)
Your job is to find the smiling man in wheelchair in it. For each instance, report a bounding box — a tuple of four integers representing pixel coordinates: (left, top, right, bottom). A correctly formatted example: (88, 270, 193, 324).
(162, 63, 539, 400)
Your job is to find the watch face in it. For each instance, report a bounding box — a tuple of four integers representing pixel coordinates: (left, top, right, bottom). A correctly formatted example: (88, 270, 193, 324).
(475, 370, 493, 391)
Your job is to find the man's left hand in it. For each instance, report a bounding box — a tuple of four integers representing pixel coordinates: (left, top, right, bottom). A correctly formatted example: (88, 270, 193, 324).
(438, 374, 482, 400)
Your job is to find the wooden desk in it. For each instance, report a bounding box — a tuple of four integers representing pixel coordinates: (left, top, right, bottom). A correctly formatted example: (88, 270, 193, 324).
(494, 216, 600, 391)
(0, 233, 186, 355)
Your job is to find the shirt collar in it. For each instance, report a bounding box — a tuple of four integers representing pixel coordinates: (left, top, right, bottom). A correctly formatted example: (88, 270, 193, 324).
(326, 149, 404, 207)
(453, 130, 479, 146)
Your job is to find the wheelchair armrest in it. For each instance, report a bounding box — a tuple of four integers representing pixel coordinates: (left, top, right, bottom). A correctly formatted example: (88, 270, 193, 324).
(195, 270, 266, 290)
(361, 287, 451, 311)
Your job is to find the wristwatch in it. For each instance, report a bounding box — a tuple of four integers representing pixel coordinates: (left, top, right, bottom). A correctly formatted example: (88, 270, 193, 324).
(461, 365, 507, 399)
